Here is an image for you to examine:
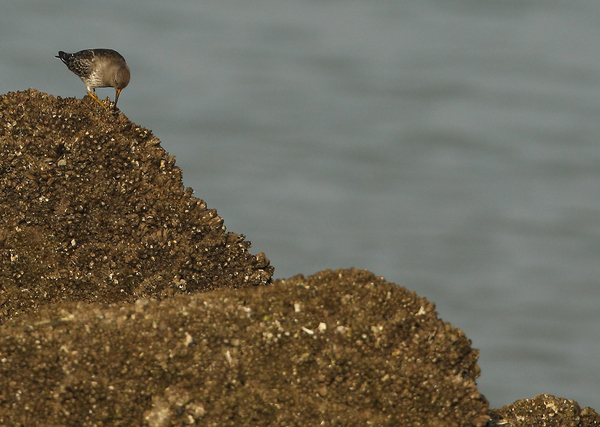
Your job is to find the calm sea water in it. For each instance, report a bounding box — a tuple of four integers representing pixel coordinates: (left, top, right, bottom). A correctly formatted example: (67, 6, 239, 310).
(2, 0, 599, 410)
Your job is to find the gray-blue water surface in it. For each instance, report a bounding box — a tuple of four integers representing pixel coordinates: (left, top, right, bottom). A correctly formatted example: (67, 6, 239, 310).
(2, 0, 599, 411)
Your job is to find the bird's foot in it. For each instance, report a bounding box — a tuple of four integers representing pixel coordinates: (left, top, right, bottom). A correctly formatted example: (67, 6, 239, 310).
(86, 90, 110, 111)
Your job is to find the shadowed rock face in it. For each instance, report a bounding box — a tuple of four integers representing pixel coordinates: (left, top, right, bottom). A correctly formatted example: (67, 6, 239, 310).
(0, 268, 490, 426)
(0, 89, 273, 323)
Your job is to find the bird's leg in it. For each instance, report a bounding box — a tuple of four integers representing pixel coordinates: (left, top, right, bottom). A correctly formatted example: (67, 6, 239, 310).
(87, 89, 109, 111)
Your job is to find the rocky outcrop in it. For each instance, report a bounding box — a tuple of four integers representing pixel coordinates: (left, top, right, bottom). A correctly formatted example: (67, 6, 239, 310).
(489, 394, 600, 427)
(0, 89, 596, 425)
(0, 89, 272, 324)
(0, 268, 489, 426)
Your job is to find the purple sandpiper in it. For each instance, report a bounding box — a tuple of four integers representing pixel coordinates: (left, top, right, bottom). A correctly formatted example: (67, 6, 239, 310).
(56, 49, 130, 109)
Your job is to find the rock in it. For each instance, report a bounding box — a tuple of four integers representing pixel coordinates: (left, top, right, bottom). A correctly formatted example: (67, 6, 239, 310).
(0, 89, 273, 324)
(0, 268, 489, 426)
(2, 89, 595, 425)
(489, 393, 600, 427)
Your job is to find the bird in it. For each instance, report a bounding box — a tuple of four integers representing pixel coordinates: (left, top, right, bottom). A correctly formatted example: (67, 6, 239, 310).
(56, 49, 130, 109)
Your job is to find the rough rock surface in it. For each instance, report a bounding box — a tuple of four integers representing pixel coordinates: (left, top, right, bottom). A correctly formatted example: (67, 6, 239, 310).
(489, 394, 600, 427)
(0, 268, 489, 426)
(0, 89, 273, 324)
(0, 89, 596, 426)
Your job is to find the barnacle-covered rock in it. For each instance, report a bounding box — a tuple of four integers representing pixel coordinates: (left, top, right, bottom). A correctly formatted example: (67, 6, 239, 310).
(0, 268, 490, 426)
(0, 89, 273, 323)
(489, 394, 600, 427)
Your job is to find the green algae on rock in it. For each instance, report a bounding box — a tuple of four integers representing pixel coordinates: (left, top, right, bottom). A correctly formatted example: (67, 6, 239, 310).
(0, 268, 490, 426)
(0, 89, 273, 324)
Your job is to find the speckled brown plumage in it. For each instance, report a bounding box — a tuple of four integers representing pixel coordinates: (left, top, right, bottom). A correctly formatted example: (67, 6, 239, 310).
(56, 49, 130, 108)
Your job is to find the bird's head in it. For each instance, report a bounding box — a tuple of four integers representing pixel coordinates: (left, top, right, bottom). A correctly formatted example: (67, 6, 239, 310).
(114, 64, 131, 90)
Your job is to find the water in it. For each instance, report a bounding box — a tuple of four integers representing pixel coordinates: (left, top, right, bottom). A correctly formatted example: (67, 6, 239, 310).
(2, 0, 599, 410)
